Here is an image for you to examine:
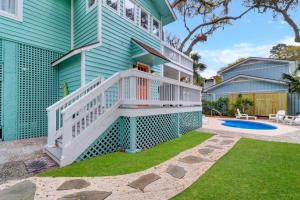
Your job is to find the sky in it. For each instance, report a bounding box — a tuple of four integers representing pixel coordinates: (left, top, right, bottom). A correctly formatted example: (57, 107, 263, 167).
(164, 2, 300, 78)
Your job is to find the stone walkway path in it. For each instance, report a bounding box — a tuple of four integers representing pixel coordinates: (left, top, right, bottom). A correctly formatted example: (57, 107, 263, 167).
(0, 135, 240, 200)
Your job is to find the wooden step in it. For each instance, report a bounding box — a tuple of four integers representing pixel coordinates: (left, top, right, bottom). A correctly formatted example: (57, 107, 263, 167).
(44, 146, 62, 165)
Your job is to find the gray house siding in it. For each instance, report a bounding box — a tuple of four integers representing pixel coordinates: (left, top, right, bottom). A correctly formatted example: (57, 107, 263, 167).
(206, 80, 288, 95)
(222, 61, 289, 81)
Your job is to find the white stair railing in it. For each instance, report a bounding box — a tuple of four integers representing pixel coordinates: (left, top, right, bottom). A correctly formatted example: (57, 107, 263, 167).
(46, 69, 202, 165)
(47, 77, 103, 147)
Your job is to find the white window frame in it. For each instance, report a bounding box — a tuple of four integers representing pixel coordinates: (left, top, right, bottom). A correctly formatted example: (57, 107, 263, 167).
(123, 0, 136, 23)
(151, 16, 161, 39)
(0, 0, 23, 21)
(139, 8, 150, 32)
(104, 0, 120, 14)
(86, 0, 97, 13)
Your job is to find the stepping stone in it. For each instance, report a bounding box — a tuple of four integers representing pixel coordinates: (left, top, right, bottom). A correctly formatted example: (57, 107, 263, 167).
(24, 156, 57, 174)
(206, 145, 223, 150)
(209, 139, 219, 143)
(166, 165, 187, 179)
(57, 179, 91, 191)
(220, 140, 235, 145)
(0, 180, 36, 200)
(198, 148, 214, 156)
(128, 173, 161, 191)
(58, 191, 112, 200)
(0, 161, 28, 181)
(179, 155, 211, 164)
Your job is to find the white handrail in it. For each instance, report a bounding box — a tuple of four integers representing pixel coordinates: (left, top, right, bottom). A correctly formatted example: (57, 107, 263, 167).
(47, 69, 202, 149)
(47, 76, 103, 147)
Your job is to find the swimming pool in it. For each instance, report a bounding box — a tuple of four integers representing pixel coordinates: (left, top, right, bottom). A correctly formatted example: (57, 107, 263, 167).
(222, 120, 277, 130)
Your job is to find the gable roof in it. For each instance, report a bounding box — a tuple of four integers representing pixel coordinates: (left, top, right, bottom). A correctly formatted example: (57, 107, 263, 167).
(204, 74, 287, 92)
(152, 0, 176, 25)
(218, 57, 295, 75)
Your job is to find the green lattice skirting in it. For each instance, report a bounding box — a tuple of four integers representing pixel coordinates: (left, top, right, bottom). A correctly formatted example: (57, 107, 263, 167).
(77, 111, 202, 161)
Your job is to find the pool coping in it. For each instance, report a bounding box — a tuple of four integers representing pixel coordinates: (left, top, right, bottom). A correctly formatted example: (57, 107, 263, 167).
(203, 117, 299, 136)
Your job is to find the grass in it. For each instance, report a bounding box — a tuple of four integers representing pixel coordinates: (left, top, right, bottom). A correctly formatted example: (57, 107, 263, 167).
(40, 131, 211, 177)
(172, 138, 300, 200)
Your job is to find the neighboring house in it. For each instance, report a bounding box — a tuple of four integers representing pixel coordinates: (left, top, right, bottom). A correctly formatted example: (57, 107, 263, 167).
(203, 78, 216, 90)
(0, 0, 201, 166)
(204, 57, 297, 116)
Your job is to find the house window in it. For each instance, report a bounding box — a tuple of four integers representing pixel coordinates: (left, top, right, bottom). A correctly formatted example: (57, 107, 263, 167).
(124, 0, 135, 22)
(152, 18, 160, 37)
(86, 0, 97, 12)
(140, 9, 149, 30)
(106, 0, 118, 11)
(0, 0, 22, 21)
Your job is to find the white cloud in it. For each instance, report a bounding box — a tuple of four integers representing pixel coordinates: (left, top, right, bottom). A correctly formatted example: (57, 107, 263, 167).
(200, 69, 218, 79)
(280, 20, 287, 25)
(196, 36, 300, 76)
(280, 36, 300, 46)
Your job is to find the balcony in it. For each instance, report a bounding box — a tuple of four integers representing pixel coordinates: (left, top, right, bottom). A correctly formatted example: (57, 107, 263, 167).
(161, 42, 193, 73)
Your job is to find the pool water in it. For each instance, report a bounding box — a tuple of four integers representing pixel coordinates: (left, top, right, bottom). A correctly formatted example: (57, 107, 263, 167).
(222, 120, 277, 130)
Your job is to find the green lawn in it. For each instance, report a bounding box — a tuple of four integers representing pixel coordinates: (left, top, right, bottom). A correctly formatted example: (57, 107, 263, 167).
(173, 138, 300, 200)
(40, 131, 211, 177)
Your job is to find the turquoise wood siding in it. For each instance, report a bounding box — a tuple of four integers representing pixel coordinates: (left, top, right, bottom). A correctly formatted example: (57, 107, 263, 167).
(74, 0, 98, 48)
(0, 0, 71, 52)
(222, 61, 290, 81)
(207, 80, 288, 95)
(0, 40, 3, 132)
(85, 0, 162, 80)
(58, 54, 82, 99)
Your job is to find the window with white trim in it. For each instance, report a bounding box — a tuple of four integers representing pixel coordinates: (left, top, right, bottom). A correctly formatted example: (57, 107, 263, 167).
(140, 9, 149, 30)
(106, 0, 118, 11)
(124, 0, 135, 22)
(152, 18, 160, 38)
(0, 0, 22, 21)
(86, 0, 97, 12)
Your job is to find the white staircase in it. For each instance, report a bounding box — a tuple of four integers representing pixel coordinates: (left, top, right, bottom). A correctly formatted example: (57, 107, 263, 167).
(45, 70, 202, 167)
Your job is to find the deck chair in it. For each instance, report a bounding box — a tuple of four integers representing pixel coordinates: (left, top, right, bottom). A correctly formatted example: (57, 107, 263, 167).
(284, 114, 300, 125)
(269, 110, 285, 123)
(236, 108, 257, 120)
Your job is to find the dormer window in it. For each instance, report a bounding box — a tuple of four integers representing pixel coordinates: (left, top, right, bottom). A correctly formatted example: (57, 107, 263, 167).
(124, 0, 135, 22)
(106, 0, 118, 11)
(152, 18, 160, 38)
(0, 0, 23, 21)
(86, 0, 97, 12)
(140, 9, 149, 30)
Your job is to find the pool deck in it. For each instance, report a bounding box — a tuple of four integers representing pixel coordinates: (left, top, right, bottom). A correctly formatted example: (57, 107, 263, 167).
(200, 117, 300, 144)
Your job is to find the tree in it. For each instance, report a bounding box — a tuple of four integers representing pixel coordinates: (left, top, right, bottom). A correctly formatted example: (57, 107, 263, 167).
(244, 0, 300, 43)
(233, 94, 254, 114)
(283, 64, 300, 94)
(191, 53, 206, 86)
(270, 44, 300, 60)
(169, 0, 254, 55)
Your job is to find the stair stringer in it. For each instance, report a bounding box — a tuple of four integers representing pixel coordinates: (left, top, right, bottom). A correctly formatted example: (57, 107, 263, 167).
(60, 104, 121, 167)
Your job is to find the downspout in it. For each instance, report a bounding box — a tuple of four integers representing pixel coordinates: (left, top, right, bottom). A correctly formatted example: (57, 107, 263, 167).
(70, 0, 74, 49)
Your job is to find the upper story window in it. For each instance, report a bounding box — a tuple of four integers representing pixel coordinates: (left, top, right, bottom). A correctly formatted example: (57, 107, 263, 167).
(140, 9, 149, 31)
(124, 0, 135, 22)
(86, 0, 97, 12)
(106, 0, 118, 11)
(0, 0, 22, 21)
(152, 18, 160, 38)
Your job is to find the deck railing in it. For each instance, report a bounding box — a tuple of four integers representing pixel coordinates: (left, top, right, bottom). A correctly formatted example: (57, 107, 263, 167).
(47, 69, 201, 149)
(161, 43, 193, 71)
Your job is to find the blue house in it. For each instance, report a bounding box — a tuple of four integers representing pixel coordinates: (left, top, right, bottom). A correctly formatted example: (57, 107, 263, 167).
(204, 57, 298, 116)
(0, 0, 201, 166)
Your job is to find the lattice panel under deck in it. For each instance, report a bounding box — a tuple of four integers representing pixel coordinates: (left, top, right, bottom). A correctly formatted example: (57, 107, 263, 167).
(0, 40, 2, 130)
(17, 44, 61, 139)
(120, 117, 130, 150)
(136, 114, 178, 149)
(77, 117, 123, 161)
(180, 111, 201, 135)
